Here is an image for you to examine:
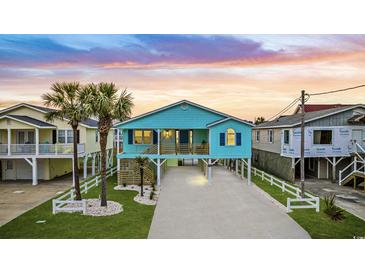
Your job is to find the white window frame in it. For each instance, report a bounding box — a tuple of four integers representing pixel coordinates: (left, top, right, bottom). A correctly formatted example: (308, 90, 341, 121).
(226, 128, 236, 146)
(133, 129, 153, 145)
(283, 130, 290, 145)
(268, 129, 274, 143)
(256, 131, 260, 143)
(57, 129, 75, 144)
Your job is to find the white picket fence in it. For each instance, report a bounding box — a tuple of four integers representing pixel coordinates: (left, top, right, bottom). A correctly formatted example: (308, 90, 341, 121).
(52, 166, 117, 214)
(239, 161, 320, 212)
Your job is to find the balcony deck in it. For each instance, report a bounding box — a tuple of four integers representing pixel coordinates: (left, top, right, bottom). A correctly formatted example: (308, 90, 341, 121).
(0, 144, 85, 157)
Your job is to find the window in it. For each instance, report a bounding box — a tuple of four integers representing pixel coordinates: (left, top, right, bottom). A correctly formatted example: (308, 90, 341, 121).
(268, 129, 274, 143)
(133, 130, 152, 144)
(226, 128, 235, 146)
(143, 130, 152, 144)
(313, 130, 332, 145)
(283, 130, 290, 145)
(66, 130, 73, 143)
(57, 130, 78, 144)
(95, 130, 99, 142)
(134, 130, 143, 144)
(58, 130, 65, 143)
(256, 131, 260, 142)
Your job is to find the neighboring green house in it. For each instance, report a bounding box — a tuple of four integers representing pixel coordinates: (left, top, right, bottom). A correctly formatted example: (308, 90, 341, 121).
(0, 103, 114, 185)
(115, 100, 253, 185)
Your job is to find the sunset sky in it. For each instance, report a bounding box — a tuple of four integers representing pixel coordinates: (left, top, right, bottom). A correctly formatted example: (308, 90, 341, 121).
(0, 34, 364, 121)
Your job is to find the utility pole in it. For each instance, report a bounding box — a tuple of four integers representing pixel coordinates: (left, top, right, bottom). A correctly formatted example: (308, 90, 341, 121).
(300, 90, 306, 198)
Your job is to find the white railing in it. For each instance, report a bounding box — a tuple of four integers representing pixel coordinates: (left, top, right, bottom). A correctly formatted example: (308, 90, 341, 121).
(0, 143, 85, 155)
(0, 144, 8, 154)
(339, 159, 365, 185)
(52, 166, 117, 214)
(240, 161, 320, 212)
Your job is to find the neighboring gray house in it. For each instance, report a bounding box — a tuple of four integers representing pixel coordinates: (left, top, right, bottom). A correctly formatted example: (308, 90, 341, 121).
(252, 104, 365, 186)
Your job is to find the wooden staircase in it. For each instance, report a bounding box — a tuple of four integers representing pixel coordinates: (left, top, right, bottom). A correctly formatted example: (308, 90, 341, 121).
(119, 159, 155, 185)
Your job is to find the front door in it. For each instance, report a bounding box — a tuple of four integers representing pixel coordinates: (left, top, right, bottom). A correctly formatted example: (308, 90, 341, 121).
(4, 160, 16, 180)
(178, 130, 190, 154)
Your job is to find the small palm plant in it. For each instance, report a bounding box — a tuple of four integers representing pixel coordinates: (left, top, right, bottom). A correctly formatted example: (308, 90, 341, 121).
(324, 194, 345, 221)
(135, 156, 149, 197)
(42, 82, 89, 200)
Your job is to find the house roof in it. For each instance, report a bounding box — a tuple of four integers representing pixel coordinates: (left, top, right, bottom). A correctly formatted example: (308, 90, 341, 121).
(0, 115, 56, 128)
(206, 117, 253, 127)
(255, 104, 365, 129)
(293, 104, 353, 114)
(115, 100, 254, 127)
(0, 103, 99, 128)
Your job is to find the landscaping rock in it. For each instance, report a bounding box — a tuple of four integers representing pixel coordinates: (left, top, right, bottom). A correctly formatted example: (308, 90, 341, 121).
(84, 199, 123, 216)
(114, 185, 160, 205)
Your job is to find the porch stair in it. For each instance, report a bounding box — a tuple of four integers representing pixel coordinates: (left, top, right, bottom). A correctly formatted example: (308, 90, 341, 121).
(339, 154, 365, 189)
(119, 159, 155, 185)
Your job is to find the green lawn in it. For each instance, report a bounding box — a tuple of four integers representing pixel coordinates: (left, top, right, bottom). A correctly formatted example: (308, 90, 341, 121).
(252, 173, 365, 239)
(0, 175, 155, 239)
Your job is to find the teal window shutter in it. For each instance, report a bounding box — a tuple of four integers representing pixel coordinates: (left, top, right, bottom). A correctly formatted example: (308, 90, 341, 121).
(220, 133, 225, 146)
(128, 130, 133, 144)
(236, 132, 242, 146)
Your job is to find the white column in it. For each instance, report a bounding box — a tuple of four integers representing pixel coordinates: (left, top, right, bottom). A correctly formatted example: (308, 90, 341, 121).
(7, 128, 11, 156)
(248, 158, 252, 185)
(116, 128, 120, 153)
(241, 159, 244, 179)
(32, 157, 38, 186)
(332, 156, 336, 182)
(157, 129, 161, 155)
(208, 159, 212, 184)
(83, 154, 88, 179)
(92, 153, 96, 176)
(157, 158, 161, 186)
(35, 128, 39, 155)
(72, 157, 75, 187)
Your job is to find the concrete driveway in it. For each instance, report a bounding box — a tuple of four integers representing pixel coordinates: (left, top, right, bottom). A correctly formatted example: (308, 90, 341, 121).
(0, 176, 72, 226)
(148, 166, 310, 239)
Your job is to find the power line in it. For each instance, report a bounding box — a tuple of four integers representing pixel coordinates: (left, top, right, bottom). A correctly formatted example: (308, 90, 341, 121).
(267, 97, 300, 121)
(308, 84, 365, 96)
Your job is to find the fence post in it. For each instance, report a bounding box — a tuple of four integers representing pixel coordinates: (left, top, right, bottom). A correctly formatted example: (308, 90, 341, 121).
(270, 176, 273, 186)
(96, 177, 98, 186)
(282, 181, 285, 192)
(261, 171, 264, 181)
(254, 168, 257, 176)
(83, 200, 87, 214)
(85, 181, 88, 193)
(287, 198, 291, 213)
(315, 197, 320, 212)
(52, 199, 56, 214)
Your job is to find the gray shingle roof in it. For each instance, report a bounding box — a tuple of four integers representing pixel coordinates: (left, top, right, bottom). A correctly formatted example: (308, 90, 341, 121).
(256, 104, 365, 128)
(7, 115, 56, 128)
(25, 104, 99, 128)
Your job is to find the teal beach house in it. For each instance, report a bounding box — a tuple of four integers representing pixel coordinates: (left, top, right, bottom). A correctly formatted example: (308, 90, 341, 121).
(115, 100, 253, 185)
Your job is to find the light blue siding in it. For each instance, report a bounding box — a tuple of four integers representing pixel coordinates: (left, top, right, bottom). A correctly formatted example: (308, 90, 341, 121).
(210, 119, 252, 158)
(118, 101, 252, 158)
(120, 104, 224, 129)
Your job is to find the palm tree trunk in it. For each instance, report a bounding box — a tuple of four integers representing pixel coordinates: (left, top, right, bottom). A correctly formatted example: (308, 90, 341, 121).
(140, 167, 144, 197)
(72, 125, 81, 200)
(100, 131, 108, 207)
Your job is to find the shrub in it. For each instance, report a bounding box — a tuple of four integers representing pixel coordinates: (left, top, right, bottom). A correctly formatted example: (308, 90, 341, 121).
(324, 194, 345, 221)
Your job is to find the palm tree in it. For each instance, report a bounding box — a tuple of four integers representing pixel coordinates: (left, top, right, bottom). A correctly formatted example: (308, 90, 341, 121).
(254, 116, 266, 125)
(82, 82, 133, 206)
(135, 157, 149, 197)
(42, 82, 89, 200)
